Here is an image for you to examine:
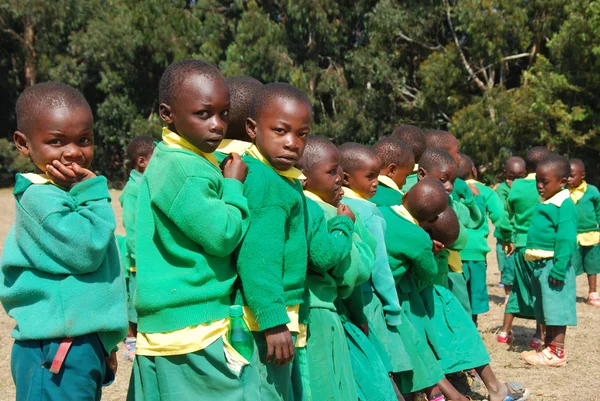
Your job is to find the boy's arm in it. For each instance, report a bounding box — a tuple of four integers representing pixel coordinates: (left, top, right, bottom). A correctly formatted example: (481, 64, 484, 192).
(411, 244, 439, 292)
(453, 179, 485, 228)
(120, 192, 138, 260)
(237, 205, 291, 330)
(15, 177, 117, 275)
(551, 204, 578, 281)
(448, 219, 469, 251)
(153, 176, 249, 257)
(593, 188, 600, 227)
(487, 191, 514, 242)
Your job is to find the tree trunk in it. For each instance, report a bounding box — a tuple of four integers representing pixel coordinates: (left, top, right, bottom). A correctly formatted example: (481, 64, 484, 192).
(23, 14, 36, 87)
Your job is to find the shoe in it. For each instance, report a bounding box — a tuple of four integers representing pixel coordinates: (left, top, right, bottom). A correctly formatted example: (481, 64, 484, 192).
(521, 346, 566, 367)
(497, 331, 513, 343)
(519, 348, 538, 359)
(529, 336, 543, 349)
(588, 292, 600, 307)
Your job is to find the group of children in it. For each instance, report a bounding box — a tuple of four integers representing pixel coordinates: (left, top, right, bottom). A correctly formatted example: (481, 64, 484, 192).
(1, 57, 595, 401)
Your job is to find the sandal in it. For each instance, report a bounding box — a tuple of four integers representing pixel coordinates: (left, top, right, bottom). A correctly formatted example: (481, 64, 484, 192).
(588, 292, 600, 307)
(497, 331, 513, 344)
(529, 336, 543, 349)
(500, 382, 530, 401)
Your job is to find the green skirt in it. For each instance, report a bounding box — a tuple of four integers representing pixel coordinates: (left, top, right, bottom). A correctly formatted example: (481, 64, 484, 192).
(572, 244, 600, 276)
(253, 332, 299, 401)
(462, 260, 490, 315)
(447, 270, 472, 315)
(505, 248, 536, 319)
(530, 259, 577, 326)
(420, 284, 491, 374)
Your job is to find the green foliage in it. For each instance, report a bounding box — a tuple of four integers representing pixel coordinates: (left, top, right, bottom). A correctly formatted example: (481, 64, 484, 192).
(0, 0, 598, 186)
(0, 138, 33, 185)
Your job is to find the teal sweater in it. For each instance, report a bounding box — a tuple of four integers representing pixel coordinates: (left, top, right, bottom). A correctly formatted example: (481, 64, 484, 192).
(526, 194, 578, 280)
(236, 155, 308, 331)
(370, 183, 403, 206)
(401, 172, 418, 193)
(135, 143, 250, 333)
(493, 182, 511, 241)
(342, 197, 403, 327)
(508, 176, 539, 247)
(460, 182, 513, 261)
(0, 175, 128, 352)
(451, 177, 485, 229)
(573, 184, 600, 234)
(119, 169, 142, 271)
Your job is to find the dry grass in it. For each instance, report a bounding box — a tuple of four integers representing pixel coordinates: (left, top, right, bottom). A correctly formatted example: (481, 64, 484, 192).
(0, 187, 598, 400)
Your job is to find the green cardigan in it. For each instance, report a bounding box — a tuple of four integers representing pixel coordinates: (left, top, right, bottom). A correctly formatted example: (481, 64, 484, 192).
(493, 181, 512, 241)
(119, 169, 142, 271)
(573, 184, 600, 234)
(236, 155, 309, 331)
(370, 183, 403, 206)
(135, 143, 250, 333)
(508, 176, 540, 247)
(0, 175, 128, 353)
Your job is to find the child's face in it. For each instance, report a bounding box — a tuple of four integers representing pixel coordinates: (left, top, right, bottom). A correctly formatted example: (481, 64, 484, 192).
(419, 163, 457, 195)
(567, 162, 585, 189)
(506, 163, 526, 187)
(536, 164, 567, 200)
(14, 106, 94, 174)
(303, 146, 343, 206)
(247, 98, 311, 171)
(344, 156, 380, 199)
(390, 162, 414, 189)
(159, 73, 230, 153)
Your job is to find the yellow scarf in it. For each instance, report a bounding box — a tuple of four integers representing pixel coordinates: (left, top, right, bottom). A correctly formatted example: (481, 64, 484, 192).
(569, 181, 587, 204)
(161, 127, 220, 169)
(378, 175, 403, 194)
(543, 189, 570, 207)
(21, 173, 54, 185)
(246, 144, 305, 181)
(342, 186, 375, 205)
(412, 164, 419, 174)
(465, 179, 485, 186)
(304, 190, 337, 213)
(391, 204, 418, 226)
(217, 139, 253, 156)
(525, 173, 536, 180)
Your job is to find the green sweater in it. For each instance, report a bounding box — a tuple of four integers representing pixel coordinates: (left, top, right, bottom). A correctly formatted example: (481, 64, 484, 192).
(135, 143, 250, 333)
(370, 183, 403, 206)
(236, 155, 308, 331)
(573, 184, 600, 234)
(493, 182, 511, 241)
(451, 177, 485, 229)
(508, 176, 539, 247)
(526, 193, 578, 280)
(460, 182, 513, 261)
(401, 172, 418, 193)
(0, 175, 128, 353)
(119, 169, 142, 271)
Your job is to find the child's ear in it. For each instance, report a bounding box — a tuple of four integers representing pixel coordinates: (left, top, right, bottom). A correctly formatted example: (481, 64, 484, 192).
(342, 172, 350, 187)
(13, 131, 30, 157)
(137, 156, 148, 170)
(246, 117, 257, 142)
(386, 163, 397, 178)
(417, 167, 427, 181)
(159, 103, 173, 124)
(582, 171, 587, 180)
(560, 177, 568, 187)
(471, 166, 478, 180)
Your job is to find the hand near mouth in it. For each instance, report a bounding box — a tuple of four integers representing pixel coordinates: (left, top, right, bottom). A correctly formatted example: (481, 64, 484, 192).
(46, 160, 96, 189)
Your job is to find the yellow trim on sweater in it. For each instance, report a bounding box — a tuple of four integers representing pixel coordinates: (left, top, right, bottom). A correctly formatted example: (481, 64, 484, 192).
(465, 179, 485, 186)
(217, 139, 253, 156)
(242, 304, 301, 333)
(524, 249, 554, 261)
(578, 232, 600, 246)
(543, 189, 570, 207)
(412, 164, 419, 174)
(303, 190, 337, 212)
(525, 173, 536, 180)
(161, 127, 220, 169)
(295, 324, 308, 348)
(342, 186, 375, 204)
(246, 145, 305, 181)
(378, 175, 402, 194)
(21, 173, 54, 185)
(569, 181, 587, 204)
(391, 204, 418, 226)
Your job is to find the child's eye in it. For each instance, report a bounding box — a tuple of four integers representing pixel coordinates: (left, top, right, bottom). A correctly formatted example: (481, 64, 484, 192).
(273, 128, 285, 134)
(195, 111, 209, 118)
(298, 132, 308, 138)
(221, 110, 229, 117)
(79, 137, 92, 145)
(48, 139, 61, 146)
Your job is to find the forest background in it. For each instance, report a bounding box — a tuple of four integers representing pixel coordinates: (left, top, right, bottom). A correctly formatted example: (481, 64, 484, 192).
(1, 0, 598, 187)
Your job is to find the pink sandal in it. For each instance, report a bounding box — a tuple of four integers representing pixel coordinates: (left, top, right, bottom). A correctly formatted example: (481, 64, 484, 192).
(529, 336, 543, 349)
(497, 331, 513, 344)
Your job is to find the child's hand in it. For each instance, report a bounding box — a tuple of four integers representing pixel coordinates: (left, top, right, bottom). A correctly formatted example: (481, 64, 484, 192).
(548, 276, 563, 287)
(222, 153, 248, 183)
(263, 324, 295, 366)
(502, 242, 515, 257)
(468, 183, 480, 196)
(432, 240, 445, 254)
(337, 203, 356, 222)
(46, 161, 96, 189)
(106, 350, 118, 374)
(357, 323, 369, 337)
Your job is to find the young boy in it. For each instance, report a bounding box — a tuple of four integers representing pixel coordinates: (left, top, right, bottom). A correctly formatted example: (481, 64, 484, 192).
(235, 83, 313, 400)
(499, 146, 550, 346)
(390, 124, 426, 193)
(2, 82, 128, 400)
(371, 137, 415, 206)
(337, 143, 407, 378)
(129, 60, 257, 400)
(521, 154, 577, 367)
(119, 136, 155, 353)
(457, 154, 514, 324)
(568, 158, 600, 306)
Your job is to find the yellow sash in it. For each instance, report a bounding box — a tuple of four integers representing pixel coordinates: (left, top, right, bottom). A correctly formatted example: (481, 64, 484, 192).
(378, 175, 403, 194)
(246, 145, 305, 181)
(161, 127, 220, 169)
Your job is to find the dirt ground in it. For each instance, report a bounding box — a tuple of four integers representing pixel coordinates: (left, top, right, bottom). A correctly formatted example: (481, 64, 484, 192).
(0, 187, 598, 400)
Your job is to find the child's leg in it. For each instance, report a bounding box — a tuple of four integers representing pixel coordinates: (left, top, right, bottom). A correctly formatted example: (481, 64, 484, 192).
(588, 274, 598, 293)
(436, 378, 470, 401)
(474, 364, 529, 401)
(12, 334, 107, 401)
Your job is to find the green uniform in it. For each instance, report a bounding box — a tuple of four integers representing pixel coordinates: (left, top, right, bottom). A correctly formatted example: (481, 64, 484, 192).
(494, 182, 516, 279)
(400, 172, 418, 193)
(371, 182, 403, 207)
(571, 183, 600, 275)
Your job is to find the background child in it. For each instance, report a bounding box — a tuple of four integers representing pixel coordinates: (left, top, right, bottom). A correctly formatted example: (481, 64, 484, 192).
(568, 158, 600, 306)
(236, 82, 312, 400)
(390, 124, 426, 193)
(521, 154, 577, 367)
(119, 135, 154, 354)
(500, 146, 550, 346)
(3, 82, 128, 400)
(371, 137, 415, 206)
(130, 60, 256, 400)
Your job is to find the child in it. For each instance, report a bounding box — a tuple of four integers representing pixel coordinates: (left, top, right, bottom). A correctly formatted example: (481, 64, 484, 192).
(337, 143, 407, 379)
(235, 83, 313, 400)
(499, 146, 550, 346)
(129, 60, 257, 400)
(216, 76, 263, 159)
(390, 124, 426, 193)
(371, 137, 415, 206)
(521, 154, 577, 367)
(2, 82, 128, 400)
(457, 154, 514, 324)
(568, 158, 600, 307)
(119, 135, 155, 353)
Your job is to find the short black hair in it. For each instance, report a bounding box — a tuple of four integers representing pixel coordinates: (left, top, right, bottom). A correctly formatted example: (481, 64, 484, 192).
(373, 137, 414, 170)
(539, 153, 570, 179)
(525, 146, 550, 173)
(426, 206, 460, 247)
(249, 82, 312, 121)
(126, 136, 155, 166)
(419, 148, 456, 172)
(424, 129, 456, 151)
(506, 156, 526, 171)
(404, 178, 449, 222)
(457, 153, 474, 180)
(338, 142, 380, 174)
(391, 125, 426, 162)
(159, 59, 224, 105)
(569, 158, 585, 173)
(297, 135, 337, 172)
(16, 82, 91, 135)
(227, 76, 263, 140)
